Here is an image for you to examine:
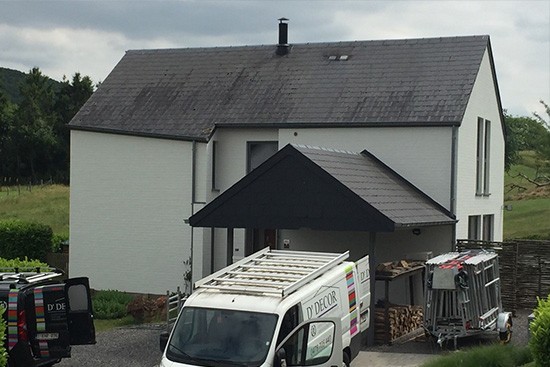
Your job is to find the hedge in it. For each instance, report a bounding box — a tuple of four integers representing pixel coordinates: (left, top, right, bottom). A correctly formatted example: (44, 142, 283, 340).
(0, 220, 52, 262)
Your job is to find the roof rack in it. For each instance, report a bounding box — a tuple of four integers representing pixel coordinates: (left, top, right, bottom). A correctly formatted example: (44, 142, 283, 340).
(195, 247, 349, 297)
(0, 267, 64, 284)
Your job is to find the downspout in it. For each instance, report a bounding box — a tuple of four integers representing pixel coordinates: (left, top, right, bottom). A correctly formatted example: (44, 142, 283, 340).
(190, 140, 197, 287)
(450, 126, 459, 250)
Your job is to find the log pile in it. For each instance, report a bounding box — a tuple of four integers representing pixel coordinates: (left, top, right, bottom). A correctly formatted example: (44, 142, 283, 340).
(374, 301, 424, 344)
(375, 260, 424, 277)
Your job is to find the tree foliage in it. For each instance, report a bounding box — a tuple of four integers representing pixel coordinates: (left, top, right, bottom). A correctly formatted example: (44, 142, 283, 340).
(504, 100, 550, 171)
(0, 68, 94, 182)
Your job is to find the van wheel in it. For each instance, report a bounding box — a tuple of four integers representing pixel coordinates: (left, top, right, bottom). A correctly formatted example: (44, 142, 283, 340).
(343, 351, 351, 367)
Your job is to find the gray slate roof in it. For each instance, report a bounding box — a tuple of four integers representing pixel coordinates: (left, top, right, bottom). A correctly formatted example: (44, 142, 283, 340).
(295, 145, 455, 226)
(70, 36, 489, 141)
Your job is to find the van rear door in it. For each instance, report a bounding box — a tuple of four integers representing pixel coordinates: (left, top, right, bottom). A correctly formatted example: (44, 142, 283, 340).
(356, 255, 371, 330)
(30, 284, 71, 360)
(65, 277, 96, 345)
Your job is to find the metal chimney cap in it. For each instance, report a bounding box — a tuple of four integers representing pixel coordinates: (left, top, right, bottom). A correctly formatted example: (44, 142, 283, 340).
(278, 17, 289, 23)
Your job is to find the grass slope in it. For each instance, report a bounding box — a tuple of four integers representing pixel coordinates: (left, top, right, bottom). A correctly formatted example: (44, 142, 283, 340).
(504, 151, 550, 240)
(0, 184, 69, 236)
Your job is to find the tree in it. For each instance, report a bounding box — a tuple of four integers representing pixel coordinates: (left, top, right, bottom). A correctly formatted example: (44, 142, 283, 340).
(52, 73, 94, 180)
(532, 100, 550, 161)
(12, 67, 57, 179)
(0, 90, 16, 178)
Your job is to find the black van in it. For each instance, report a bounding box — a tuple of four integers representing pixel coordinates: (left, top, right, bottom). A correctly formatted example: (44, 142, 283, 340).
(0, 269, 96, 366)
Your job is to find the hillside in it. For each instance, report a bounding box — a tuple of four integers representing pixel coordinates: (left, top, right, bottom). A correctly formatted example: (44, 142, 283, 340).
(0, 66, 61, 104)
(504, 151, 550, 239)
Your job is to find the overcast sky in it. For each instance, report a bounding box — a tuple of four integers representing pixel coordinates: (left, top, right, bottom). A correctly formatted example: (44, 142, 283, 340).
(0, 0, 549, 117)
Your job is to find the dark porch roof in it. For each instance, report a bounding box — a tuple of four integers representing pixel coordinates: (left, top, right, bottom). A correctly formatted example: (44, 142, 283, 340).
(189, 145, 456, 231)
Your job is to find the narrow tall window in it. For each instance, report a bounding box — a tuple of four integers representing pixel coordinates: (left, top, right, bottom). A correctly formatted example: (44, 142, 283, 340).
(476, 118, 484, 195)
(483, 214, 494, 241)
(476, 117, 491, 196)
(211, 141, 219, 191)
(468, 215, 481, 240)
(483, 120, 491, 195)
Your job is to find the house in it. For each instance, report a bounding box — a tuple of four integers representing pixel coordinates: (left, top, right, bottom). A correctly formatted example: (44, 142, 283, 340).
(68, 21, 505, 318)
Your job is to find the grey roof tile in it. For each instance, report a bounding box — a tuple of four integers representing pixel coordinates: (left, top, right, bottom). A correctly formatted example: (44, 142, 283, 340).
(70, 36, 489, 140)
(294, 145, 455, 226)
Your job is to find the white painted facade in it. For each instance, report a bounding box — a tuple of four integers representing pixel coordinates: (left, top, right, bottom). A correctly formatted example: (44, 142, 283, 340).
(70, 131, 202, 294)
(455, 49, 505, 241)
(69, 49, 505, 294)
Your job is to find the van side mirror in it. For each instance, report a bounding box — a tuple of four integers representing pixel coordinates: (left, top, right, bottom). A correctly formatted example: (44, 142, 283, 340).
(159, 331, 170, 352)
(276, 348, 287, 367)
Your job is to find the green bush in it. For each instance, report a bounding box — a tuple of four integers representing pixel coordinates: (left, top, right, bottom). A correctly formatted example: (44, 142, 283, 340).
(0, 219, 52, 261)
(530, 294, 550, 367)
(421, 344, 532, 367)
(51, 233, 68, 253)
(0, 257, 49, 271)
(92, 290, 134, 320)
(0, 306, 7, 367)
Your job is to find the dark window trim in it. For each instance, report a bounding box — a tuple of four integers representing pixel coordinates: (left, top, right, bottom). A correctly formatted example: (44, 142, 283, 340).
(483, 119, 491, 195)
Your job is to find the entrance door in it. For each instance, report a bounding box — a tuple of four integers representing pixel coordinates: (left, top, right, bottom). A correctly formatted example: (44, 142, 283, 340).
(248, 228, 277, 255)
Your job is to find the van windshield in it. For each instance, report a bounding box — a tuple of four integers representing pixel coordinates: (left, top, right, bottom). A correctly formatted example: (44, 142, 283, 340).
(167, 307, 278, 367)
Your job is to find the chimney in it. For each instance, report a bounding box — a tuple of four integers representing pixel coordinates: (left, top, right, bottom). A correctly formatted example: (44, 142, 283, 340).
(277, 18, 289, 56)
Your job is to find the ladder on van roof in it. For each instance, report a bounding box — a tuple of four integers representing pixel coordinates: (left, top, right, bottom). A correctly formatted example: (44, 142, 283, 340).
(195, 247, 349, 297)
(0, 267, 64, 284)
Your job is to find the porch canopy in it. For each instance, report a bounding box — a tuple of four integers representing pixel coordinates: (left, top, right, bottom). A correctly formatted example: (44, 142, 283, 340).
(189, 144, 456, 231)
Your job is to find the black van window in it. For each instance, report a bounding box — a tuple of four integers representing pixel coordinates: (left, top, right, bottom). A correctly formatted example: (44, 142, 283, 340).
(67, 284, 88, 311)
(276, 305, 300, 346)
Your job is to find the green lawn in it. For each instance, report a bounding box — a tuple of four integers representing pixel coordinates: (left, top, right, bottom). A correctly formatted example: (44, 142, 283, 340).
(0, 184, 69, 236)
(504, 197, 550, 240)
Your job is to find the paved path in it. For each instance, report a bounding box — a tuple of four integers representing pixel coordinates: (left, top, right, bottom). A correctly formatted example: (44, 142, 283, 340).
(352, 351, 436, 367)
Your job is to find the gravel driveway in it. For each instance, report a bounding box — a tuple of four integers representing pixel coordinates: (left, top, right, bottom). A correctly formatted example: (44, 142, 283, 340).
(57, 324, 164, 367)
(56, 310, 531, 366)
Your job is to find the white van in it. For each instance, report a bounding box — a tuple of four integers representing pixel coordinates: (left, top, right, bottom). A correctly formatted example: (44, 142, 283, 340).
(159, 247, 370, 367)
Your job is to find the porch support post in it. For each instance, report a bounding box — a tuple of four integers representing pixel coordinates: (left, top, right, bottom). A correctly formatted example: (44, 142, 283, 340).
(367, 231, 377, 347)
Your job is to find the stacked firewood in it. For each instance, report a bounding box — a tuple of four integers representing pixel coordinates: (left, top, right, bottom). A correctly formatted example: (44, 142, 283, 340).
(374, 301, 424, 344)
(375, 260, 424, 276)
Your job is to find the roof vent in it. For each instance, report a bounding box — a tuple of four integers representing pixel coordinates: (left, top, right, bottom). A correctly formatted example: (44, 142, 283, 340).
(276, 18, 290, 56)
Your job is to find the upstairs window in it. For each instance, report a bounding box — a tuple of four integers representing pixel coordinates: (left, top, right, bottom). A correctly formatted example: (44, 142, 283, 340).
(247, 141, 278, 173)
(211, 141, 219, 191)
(476, 117, 491, 196)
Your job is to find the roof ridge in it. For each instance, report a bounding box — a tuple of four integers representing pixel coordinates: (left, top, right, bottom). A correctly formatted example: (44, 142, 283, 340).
(292, 144, 360, 156)
(125, 35, 489, 54)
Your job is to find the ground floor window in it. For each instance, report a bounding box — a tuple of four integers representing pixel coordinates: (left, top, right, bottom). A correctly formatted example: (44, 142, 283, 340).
(468, 214, 494, 241)
(483, 214, 494, 241)
(468, 215, 481, 240)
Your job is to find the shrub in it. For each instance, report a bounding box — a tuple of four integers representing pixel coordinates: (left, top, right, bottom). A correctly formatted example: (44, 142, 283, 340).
(421, 344, 532, 367)
(0, 219, 53, 261)
(0, 306, 6, 367)
(530, 294, 550, 367)
(51, 233, 68, 253)
(92, 290, 134, 320)
(0, 257, 49, 271)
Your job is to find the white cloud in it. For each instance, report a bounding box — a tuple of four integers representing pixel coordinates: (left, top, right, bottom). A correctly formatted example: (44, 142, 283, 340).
(0, 0, 548, 116)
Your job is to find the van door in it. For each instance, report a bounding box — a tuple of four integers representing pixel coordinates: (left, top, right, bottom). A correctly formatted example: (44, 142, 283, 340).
(30, 284, 71, 360)
(275, 318, 343, 367)
(65, 277, 96, 345)
(356, 255, 371, 330)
